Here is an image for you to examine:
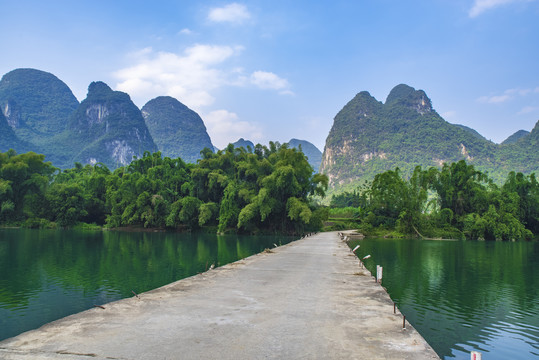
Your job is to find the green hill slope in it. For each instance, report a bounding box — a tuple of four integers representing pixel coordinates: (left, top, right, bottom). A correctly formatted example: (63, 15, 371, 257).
(0, 68, 79, 145)
(58, 81, 157, 168)
(141, 96, 213, 163)
(232, 138, 255, 151)
(501, 129, 530, 145)
(320, 84, 503, 187)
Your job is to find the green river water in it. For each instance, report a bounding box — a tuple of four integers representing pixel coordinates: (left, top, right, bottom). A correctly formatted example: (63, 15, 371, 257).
(2, 230, 539, 359)
(349, 237, 539, 360)
(0, 229, 295, 341)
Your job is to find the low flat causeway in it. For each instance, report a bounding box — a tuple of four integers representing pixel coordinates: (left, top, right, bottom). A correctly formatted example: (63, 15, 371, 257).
(0, 232, 439, 359)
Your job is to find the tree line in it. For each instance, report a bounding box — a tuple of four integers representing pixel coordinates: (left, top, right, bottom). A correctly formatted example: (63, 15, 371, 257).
(331, 160, 539, 240)
(0, 144, 329, 234)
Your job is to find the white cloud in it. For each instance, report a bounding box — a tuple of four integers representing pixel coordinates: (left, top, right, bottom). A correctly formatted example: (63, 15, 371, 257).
(178, 28, 192, 35)
(517, 106, 539, 115)
(477, 94, 512, 103)
(477, 87, 537, 104)
(203, 109, 263, 149)
(469, 0, 535, 17)
(113, 45, 243, 109)
(208, 3, 251, 24)
(114, 45, 293, 108)
(250, 71, 293, 94)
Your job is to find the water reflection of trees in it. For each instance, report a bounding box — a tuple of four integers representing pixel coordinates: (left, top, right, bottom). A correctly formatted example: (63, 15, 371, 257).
(351, 238, 539, 358)
(0, 229, 294, 340)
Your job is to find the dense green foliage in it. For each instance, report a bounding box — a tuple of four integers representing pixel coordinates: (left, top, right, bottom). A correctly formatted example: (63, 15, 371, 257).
(0, 145, 328, 234)
(287, 138, 322, 172)
(332, 160, 538, 240)
(141, 96, 214, 163)
(320, 84, 539, 189)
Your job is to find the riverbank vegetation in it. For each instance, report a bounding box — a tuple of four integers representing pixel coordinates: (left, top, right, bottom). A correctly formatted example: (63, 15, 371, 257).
(329, 160, 539, 240)
(0, 144, 328, 234)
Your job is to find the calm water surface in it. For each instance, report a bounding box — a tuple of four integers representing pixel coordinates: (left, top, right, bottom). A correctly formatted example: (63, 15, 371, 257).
(0, 229, 295, 341)
(349, 237, 539, 360)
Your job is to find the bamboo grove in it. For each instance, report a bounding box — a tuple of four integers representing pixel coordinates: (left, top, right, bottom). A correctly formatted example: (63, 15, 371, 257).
(331, 160, 539, 240)
(0, 143, 329, 234)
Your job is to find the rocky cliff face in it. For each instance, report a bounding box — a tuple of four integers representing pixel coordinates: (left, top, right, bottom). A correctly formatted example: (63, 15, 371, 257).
(141, 96, 214, 163)
(65, 81, 157, 168)
(0, 109, 23, 152)
(320, 84, 500, 187)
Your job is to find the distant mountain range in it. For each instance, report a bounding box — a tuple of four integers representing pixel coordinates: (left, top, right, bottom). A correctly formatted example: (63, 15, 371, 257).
(2, 68, 536, 188)
(320, 84, 539, 187)
(0, 68, 322, 171)
(228, 138, 322, 172)
(231, 138, 255, 151)
(0, 69, 207, 168)
(142, 96, 214, 163)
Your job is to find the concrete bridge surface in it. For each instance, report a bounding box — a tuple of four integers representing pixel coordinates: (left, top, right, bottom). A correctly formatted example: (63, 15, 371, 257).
(0, 231, 440, 359)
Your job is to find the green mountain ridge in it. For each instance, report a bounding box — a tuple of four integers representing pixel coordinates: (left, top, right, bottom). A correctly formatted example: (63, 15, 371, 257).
(0, 69, 214, 169)
(63, 81, 158, 168)
(501, 129, 530, 145)
(142, 96, 214, 163)
(1, 68, 536, 184)
(453, 124, 488, 141)
(0, 69, 79, 145)
(320, 84, 538, 188)
(231, 138, 255, 150)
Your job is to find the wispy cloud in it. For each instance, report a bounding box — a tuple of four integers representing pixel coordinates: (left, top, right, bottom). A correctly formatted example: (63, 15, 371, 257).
(477, 94, 512, 103)
(208, 3, 251, 24)
(469, 0, 535, 18)
(114, 45, 293, 109)
(114, 45, 243, 109)
(517, 106, 539, 115)
(203, 109, 262, 149)
(477, 87, 537, 104)
(178, 28, 192, 35)
(250, 71, 293, 95)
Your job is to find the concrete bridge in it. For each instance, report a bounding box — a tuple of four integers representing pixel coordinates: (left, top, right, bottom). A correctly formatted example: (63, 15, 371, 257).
(0, 232, 439, 359)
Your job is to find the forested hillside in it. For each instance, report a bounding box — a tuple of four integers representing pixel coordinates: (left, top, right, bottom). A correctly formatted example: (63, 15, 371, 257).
(320, 84, 538, 188)
(0, 69, 79, 145)
(142, 96, 214, 163)
(58, 81, 158, 169)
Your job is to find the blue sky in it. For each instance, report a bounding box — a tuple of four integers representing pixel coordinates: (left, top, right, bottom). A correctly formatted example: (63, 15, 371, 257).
(1, 0, 538, 150)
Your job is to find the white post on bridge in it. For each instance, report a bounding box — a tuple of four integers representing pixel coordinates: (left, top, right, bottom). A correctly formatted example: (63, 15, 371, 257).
(471, 351, 482, 360)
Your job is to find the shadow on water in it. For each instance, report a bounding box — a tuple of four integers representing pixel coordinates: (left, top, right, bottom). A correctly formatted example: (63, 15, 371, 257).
(0, 229, 295, 341)
(349, 237, 539, 360)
